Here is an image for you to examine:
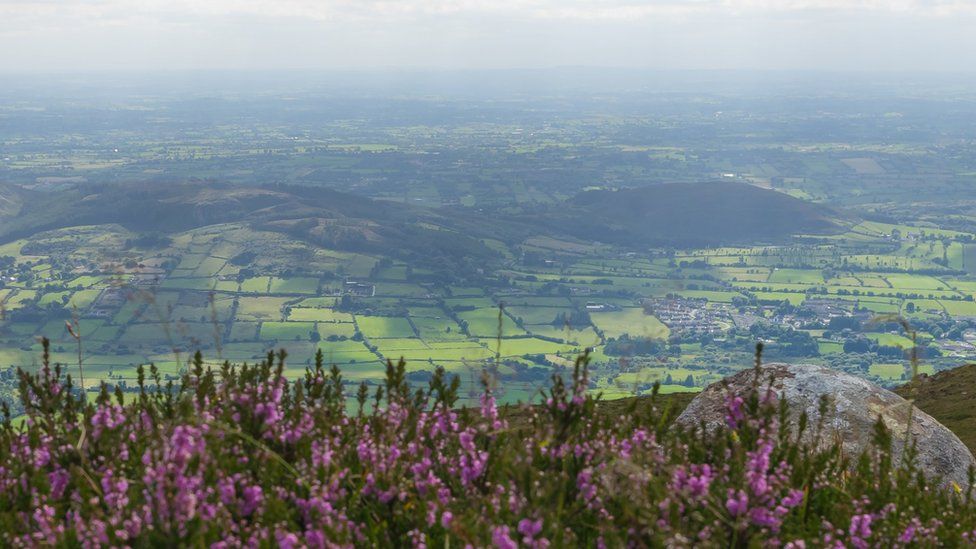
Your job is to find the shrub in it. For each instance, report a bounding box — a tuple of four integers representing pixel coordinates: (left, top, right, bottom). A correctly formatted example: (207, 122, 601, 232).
(0, 340, 974, 546)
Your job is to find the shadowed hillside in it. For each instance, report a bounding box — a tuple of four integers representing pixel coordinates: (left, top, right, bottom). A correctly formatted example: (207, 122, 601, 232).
(0, 182, 505, 273)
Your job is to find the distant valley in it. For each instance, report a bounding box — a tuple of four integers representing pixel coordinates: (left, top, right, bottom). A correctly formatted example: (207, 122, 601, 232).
(1, 78, 975, 410)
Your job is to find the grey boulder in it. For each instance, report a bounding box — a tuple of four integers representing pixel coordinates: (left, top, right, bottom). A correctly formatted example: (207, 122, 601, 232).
(675, 362, 976, 489)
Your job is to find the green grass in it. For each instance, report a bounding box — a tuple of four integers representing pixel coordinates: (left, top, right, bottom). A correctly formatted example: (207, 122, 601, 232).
(193, 257, 227, 277)
(411, 316, 465, 342)
(525, 325, 601, 346)
(160, 278, 216, 291)
(316, 323, 356, 339)
(269, 277, 319, 295)
(590, 308, 669, 339)
(884, 274, 950, 291)
(487, 337, 578, 357)
(456, 309, 526, 338)
(213, 280, 240, 292)
(613, 366, 711, 389)
(865, 332, 916, 348)
(448, 286, 485, 297)
(940, 299, 976, 318)
(6, 290, 38, 310)
(895, 364, 976, 452)
(235, 297, 291, 321)
(767, 268, 824, 284)
(869, 363, 908, 380)
(316, 340, 378, 365)
(374, 283, 430, 298)
(506, 306, 570, 325)
(818, 341, 843, 354)
(37, 291, 71, 307)
(229, 322, 259, 341)
(66, 275, 104, 289)
(259, 321, 317, 341)
(288, 308, 353, 322)
(331, 361, 387, 381)
(88, 325, 122, 342)
(356, 316, 416, 339)
(67, 289, 101, 310)
(241, 276, 272, 293)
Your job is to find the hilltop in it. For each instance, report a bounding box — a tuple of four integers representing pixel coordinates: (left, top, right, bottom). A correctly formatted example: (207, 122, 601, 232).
(0, 181, 506, 274)
(0, 180, 848, 259)
(521, 181, 848, 248)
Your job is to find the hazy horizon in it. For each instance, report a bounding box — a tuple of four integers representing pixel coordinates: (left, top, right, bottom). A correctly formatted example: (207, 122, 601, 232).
(3, 1, 976, 73)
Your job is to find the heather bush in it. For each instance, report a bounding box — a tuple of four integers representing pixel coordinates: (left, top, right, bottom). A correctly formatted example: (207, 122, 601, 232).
(1, 340, 975, 547)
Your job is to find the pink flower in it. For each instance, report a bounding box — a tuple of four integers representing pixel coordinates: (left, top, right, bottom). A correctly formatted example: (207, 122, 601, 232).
(725, 395, 745, 429)
(492, 525, 517, 549)
(726, 489, 749, 517)
(850, 513, 873, 541)
(518, 518, 543, 538)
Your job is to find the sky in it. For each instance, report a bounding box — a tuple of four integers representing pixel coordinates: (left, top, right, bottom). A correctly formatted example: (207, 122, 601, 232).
(1, 0, 976, 72)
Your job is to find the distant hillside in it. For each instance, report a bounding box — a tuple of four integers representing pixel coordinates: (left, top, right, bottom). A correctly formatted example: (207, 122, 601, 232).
(895, 364, 976, 453)
(522, 181, 847, 247)
(0, 182, 502, 273)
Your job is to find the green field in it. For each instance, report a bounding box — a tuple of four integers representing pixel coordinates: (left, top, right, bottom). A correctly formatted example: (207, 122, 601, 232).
(288, 307, 353, 322)
(590, 309, 670, 340)
(269, 277, 319, 295)
(260, 321, 316, 341)
(241, 277, 272, 293)
(768, 269, 824, 284)
(865, 333, 915, 348)
(236, 297, 290, 321)
(356, 316, 416, 339)
(456, 309, 526, 338)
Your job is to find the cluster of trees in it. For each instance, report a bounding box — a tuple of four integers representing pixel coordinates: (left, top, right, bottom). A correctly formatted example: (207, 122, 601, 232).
(726, 323, 821, 358)
(841, 336, 942, 359)
(550, 309, 591, 329)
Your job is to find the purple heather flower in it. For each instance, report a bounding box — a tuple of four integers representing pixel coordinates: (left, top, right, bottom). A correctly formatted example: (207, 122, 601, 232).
(492, 525, 518, 549)
(899, 523, 917, 544)
(726, 489, 749, 517)
(850, 513, 873, 540)
(725, 395, 745, 429)
(518, 518, 543, 538)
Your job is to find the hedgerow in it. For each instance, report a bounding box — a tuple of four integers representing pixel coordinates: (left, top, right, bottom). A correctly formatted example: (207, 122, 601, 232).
(0, 340, 975, 547)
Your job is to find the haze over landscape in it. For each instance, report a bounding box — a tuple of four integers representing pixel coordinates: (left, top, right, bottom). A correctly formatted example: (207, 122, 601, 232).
(5, 0, 976, 71)
(2, 0, 976, 546)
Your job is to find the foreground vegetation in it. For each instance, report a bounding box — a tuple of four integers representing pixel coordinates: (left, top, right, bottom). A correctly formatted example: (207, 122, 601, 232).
(2, 341, 975, 546)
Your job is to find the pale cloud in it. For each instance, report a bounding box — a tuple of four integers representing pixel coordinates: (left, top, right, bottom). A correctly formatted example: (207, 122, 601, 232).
(4, 0, 976, 24)
(1, 0, 975, 70)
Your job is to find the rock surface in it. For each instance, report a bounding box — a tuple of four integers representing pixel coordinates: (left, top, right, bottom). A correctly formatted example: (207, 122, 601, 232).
(676, 362, 976, 488)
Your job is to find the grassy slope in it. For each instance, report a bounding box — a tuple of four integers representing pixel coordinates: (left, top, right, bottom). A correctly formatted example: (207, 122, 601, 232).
(895, 364, 976, 454)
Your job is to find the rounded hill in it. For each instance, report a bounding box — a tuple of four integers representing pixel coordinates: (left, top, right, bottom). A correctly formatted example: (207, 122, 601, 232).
(540, 181, 848, 247)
